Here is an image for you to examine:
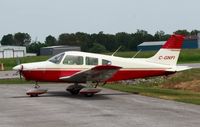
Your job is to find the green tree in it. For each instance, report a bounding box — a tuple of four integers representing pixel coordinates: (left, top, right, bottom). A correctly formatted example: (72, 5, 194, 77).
(104, 34, 116, 51)
(75, 32, 91, 52)
(190, 30, 200, 35)
(81, 33, 100, 52)
(14, 32, 31, 46)
(58, 33, 77, 46)
(1, 34, 15, 45)
(115, 32, 131, 51)
(174, 30, 190, 36)
(27, 41, 46, 55)
(45, 35, 57, 46)
(154, 30, 165, 41)
(89, 43, 107, 53)
(129, 30, 154, 50)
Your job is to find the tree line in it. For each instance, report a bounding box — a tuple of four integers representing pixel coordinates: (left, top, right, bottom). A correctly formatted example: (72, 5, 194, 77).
(0, 30, 199, 55)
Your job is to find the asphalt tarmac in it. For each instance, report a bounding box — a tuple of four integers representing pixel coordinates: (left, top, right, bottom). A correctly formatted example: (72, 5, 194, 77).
(0, 83, 200, 127)
(0, 71, 19, 79)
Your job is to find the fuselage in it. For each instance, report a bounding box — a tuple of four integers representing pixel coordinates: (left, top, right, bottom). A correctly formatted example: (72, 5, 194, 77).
(13, 51, 174, 82)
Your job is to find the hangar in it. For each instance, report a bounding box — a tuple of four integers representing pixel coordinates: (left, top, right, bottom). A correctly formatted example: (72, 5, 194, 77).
(0, 44, 26, 58)
(137, 34, 200, 51)
(40, 45, 81, 56)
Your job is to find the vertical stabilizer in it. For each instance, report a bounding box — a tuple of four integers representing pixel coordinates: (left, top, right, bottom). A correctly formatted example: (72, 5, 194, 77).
(147, 35, 185, 66)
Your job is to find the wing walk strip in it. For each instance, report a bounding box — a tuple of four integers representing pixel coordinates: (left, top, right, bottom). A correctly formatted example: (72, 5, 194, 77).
(59, 65, 122, 82)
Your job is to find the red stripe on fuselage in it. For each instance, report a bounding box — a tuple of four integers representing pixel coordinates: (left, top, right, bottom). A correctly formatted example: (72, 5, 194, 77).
(21, 69, 173, 82)
(22, 70, 80, 82)
(107, 70, 172, 81)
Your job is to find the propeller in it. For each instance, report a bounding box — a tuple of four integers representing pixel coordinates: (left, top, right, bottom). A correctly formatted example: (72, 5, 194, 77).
(14, 64, 23, 79)
(14, 57, 24, 79)
(19, 65, 23, 79)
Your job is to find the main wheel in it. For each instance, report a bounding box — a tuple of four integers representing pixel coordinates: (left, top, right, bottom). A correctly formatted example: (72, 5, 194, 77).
(66, 84, 84, 95)
(30, 94, 39, 97)
(84, 93, 94, 97)
(68, 89, 80, 95)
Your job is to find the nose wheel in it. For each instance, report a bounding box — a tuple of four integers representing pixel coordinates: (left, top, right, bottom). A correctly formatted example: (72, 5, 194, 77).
(26, 81, 48, 97)
(34, 81, 40, 88)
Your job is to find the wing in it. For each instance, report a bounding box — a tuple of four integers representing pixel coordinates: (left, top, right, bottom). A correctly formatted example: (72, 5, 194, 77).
(59, 65, 121, 83)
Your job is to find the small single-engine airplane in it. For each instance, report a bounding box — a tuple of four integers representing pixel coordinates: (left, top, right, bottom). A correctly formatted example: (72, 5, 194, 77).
(13, 34, 190, 97)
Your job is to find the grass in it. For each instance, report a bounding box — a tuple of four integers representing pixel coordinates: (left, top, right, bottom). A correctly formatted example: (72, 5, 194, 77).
(0, 78, 35, 84)
(104, 69, 200, 105)
(104, 84, 200, 105)
(164, 69, 200, 84)
(0, 56, 50, 70)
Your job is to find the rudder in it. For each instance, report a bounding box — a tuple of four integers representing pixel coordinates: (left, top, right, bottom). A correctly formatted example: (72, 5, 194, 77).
(147, 35, 185, 66)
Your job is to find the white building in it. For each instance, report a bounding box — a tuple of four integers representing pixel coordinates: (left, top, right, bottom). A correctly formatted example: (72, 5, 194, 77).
(0, 44, 26, 58)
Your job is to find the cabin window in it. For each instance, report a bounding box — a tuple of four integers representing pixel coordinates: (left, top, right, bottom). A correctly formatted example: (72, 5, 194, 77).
(63, 55, 83, 65)
(102, 59, 111, 65)
(86, 57, 98, 65)
(48, 53, 64, 64)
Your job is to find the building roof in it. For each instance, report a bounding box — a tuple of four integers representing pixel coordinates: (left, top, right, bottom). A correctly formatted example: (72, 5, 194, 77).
(42, 45, 80, 49)
(138, 41, 165, 46)
(0, 45, 26, 51)
(185, 35, 198, 40)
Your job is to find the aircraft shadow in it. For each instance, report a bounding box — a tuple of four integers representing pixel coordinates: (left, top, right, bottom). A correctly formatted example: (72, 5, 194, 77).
(10, 91, 130, 100)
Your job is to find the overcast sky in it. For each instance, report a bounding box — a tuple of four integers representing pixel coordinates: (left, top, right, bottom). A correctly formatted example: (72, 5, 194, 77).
(0, 0, 200, 41)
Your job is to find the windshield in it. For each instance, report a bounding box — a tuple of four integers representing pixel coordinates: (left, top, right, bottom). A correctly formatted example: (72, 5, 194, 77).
(48, 53, 65, 64)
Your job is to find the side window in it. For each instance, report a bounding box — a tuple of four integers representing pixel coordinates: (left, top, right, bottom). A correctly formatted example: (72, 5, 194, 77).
(63, 55, 83, 65)
(102, 59, 111, 65)
(86, 57, 98, 65)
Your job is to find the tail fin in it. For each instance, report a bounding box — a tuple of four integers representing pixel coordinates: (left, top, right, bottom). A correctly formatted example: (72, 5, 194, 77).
(147, 35, 185, 66)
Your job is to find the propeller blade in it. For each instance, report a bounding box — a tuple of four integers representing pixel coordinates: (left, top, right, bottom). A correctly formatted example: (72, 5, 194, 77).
(19, 65, 23, 79)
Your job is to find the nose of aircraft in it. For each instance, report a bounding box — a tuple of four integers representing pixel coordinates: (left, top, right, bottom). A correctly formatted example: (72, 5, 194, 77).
(13, 65, 22, 70)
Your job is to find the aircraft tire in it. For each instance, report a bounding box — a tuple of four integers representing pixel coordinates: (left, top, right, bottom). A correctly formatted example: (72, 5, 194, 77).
(30, 94, 38, 97)
(69, 90, 79, 95)
(84, 93, 94, 97)
(66, 84, 84, 95)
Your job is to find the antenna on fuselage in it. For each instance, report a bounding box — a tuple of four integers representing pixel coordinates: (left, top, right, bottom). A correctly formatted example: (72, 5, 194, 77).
(111, 46, 121, 56)
(132, 49, 142, 58)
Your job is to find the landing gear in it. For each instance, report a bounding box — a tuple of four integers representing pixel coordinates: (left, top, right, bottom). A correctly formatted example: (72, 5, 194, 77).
(66, 82, 101, 97)
(34, 81, 40, 88)
(84, 93, 94, 97)
(26, 81, 48, 97)
(30, 93, 39, 97)
(66, 83, 84, 95)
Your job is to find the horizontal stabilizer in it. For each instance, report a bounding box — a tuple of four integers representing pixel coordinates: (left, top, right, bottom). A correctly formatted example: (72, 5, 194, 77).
(166, 66, 192, 72)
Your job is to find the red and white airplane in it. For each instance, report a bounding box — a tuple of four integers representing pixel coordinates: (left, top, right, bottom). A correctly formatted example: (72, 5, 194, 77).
(13, 34, 190, 97)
